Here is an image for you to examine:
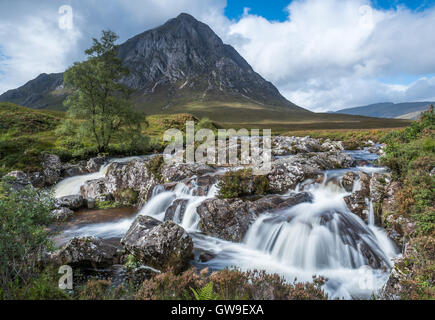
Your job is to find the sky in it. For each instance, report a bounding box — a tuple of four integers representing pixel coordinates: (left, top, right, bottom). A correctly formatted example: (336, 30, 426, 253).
(1, 0, 435, 112)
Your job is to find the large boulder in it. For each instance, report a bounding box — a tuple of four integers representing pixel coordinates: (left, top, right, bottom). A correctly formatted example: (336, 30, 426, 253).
(267, 152, 354, 193)
(3, 171, 32, 191)
(50, 237, 119, 268)
(42, 154, 62, 185)
(105, 160, 157, 206)
(80, 178, 109, 201)
(61, 161, 88, 177)
(56, 195, 84, 210)
(51, 207, 74, 222)
(28, 171, 46, 188)
(86, 156, 107, 172)
(197, 193, 312, 242)
(272, 136, 320, 156)
(160, 162, 215, 183)
(121, 215, 193, 273)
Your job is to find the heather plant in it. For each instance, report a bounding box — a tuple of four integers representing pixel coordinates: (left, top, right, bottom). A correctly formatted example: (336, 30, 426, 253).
(135, 268, 327, 300)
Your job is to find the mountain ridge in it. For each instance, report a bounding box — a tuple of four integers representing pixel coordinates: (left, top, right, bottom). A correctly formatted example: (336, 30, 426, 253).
(333, 101, 434, 119)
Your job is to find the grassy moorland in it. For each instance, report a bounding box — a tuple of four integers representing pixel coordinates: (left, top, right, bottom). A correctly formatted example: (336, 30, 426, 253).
(134, 99, 411, 132)
(378, 109, 435, 299)
(0, 100, 411, 177)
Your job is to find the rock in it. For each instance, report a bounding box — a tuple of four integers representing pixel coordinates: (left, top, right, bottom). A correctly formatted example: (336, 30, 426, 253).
(358, 171, 371, 197)
(272, 136, 345, 156)
(62, 162, 88, 177)
(164, 199, 189, 222)
(42, 154, 61, 185)
(29, 171, 45, 188)
(105, 159, 157, 206)
(160, 162, 215, 183)
(198, 251, 216, 263)
(370, 173, 388, 203)
(384, 214, 416, 248)
(380, 240, 421, 300)
(51, 207, 74, 221)
(3, 171, 32, 191)
(341, 171, 356, 192)
(124, 265, 160, 287)
(56, 195, 84, 210)
(51, 237, 119, 268)
(267, 152, 354, 193)
(197, 193, 312, 242)
(86, 156, 107, 172)
(121, 215, 193, 273)
(80, 178, 109, 201)
(197, 198, 256, 242)
(86, 198, 96, 209)
(344, 191, 368, 222)
(190, 175, 219, 196)
(321, 139, 344, 152)
(380, 261, 404, 300)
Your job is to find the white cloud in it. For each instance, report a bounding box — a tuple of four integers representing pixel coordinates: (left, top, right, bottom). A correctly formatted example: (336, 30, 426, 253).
(218, 0, 435, 111)
(1, 0, 435, 112)
(0, 2, 81, 94)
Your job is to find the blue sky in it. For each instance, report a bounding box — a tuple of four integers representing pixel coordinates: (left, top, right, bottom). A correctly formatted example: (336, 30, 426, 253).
(225, 0, 435, 21)
(1, 0, 435, 111)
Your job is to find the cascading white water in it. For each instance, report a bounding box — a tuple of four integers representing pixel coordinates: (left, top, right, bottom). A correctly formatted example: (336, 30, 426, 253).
(53, 156, 146, 198)
(193, 172, 398, 299)
(139, 177, 218, 231)
(55, 147, 399, 299)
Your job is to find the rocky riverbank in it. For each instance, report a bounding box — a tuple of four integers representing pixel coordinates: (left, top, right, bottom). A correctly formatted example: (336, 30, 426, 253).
(1, 135, 410, 299)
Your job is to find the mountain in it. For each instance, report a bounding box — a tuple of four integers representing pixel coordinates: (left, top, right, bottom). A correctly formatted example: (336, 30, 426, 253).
(0, 13, 412, 130)
(0, 72, 66, 109)
(0, 13, 306, 115)
(334, 101, 434, 119)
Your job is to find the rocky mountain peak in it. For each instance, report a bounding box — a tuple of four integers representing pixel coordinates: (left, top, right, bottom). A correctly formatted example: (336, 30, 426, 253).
(0, 13, 306, 113)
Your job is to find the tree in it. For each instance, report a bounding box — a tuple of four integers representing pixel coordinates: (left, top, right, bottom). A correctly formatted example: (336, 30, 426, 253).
(63, 30, 144, 153)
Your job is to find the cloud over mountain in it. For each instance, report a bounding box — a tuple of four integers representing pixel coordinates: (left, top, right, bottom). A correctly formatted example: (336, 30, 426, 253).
(1, 0, 435, 111)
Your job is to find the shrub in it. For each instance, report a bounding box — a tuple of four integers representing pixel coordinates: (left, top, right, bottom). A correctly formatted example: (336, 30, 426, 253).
(146, 155, 164, 183)
(78, 279, 112, 300)
(0, 180, 55, 299)
(135, 268, 328, 300)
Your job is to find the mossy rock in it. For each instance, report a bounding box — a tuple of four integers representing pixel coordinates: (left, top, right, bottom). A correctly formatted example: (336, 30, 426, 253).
(217, 168, 270, 199)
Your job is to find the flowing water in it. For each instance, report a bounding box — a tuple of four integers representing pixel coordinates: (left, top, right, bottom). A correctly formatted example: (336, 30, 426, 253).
(53, 148, 398, 299)
(53, 155, 150, 198)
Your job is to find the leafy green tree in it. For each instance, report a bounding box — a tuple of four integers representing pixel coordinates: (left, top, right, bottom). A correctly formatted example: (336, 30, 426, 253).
(0, 179, 55, 299)
(63, 30, 145, 153)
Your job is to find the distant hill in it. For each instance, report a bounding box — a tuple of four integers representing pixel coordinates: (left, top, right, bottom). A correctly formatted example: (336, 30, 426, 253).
(334, 102, 434, 119)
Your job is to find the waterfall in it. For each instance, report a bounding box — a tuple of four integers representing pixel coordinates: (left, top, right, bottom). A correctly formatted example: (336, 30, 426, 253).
(243, 182, 394, 271)
(53, 156, 146, 198)
(139, 177, 218, 231)
(55, 148, 399, 299)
